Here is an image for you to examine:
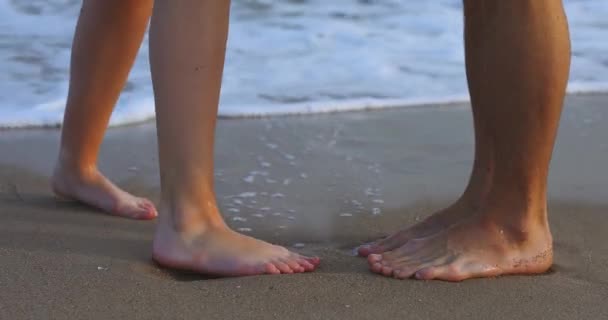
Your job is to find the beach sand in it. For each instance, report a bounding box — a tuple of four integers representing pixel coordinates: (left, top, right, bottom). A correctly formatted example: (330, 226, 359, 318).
(1, 94, 607, 319)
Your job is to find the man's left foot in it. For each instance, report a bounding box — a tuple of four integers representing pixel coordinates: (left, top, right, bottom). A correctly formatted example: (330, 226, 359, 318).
(367, 210, 553, 281)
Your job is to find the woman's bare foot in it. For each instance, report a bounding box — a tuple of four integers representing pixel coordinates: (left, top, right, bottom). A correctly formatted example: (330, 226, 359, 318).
(152, 211, 320, 276)
(358, 198, 479, 257)
(51, 162, 157, 220)
(367, 206, 553, 281)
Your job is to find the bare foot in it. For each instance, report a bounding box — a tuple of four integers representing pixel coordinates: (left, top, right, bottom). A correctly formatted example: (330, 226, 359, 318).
(358, 198, 478, 257)
(152, 213, 320, 276)
(51, 163, 157, 220)
(367, 212, 553, 281)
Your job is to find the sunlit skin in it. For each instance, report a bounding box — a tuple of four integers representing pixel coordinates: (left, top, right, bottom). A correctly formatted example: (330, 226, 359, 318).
(360, 0, 570, 281)
(53, 0, 569, 280)
(53, 0, 319, 276)
(52, 0, 157, 220)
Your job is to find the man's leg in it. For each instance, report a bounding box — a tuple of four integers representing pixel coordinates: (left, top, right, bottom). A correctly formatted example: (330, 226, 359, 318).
(368, 0, 570, 281)
(149, 0, 319, 276)
(52, 0, 157, 219)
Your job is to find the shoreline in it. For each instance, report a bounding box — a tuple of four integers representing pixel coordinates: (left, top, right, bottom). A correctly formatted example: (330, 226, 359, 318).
(2, 90, 608, 131)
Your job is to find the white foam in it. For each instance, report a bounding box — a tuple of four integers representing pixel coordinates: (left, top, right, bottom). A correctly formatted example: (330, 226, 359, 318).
(1, 1, 608, 128)
(282, 153, 296, 161)
(237, 192, 256, 198)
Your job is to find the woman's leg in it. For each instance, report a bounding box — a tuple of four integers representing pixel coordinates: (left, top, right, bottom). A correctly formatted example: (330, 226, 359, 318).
(149, 0, 319, 276)
(52, 0, 156, 219)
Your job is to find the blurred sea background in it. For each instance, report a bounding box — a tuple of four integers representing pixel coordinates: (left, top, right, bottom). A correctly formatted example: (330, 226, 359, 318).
(1, 0, 607, 128)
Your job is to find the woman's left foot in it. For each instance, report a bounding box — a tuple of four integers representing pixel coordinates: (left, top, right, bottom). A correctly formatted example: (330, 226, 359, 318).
(52, 162, 158, 220)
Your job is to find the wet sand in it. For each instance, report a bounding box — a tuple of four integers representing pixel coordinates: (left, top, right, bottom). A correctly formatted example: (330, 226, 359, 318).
(1, 94, 607, 319)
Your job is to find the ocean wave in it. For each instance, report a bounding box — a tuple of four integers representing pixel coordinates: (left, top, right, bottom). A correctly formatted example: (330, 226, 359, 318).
(1, 0, 607, 128)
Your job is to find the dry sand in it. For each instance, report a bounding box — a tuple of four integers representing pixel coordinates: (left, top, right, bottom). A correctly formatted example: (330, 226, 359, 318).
(1, 94, 607, 319)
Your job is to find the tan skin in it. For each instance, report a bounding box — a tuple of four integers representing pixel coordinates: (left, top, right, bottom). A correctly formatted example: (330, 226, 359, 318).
(52, 0, 157, 219)
(361, 0, 570, 281)
(53, 0, 569, 279)
(53, 0, 319, 276)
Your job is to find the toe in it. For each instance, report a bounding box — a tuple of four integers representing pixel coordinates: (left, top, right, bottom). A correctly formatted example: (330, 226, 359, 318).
(114, 199, 155, 220)
(393, 269, 410, 280)
(297, 259, 316, 272)
(141, 199, 158, 215)
(265, 263, 281, 275)
(357, 243, 381, 257)
(381, 266, 394, 277)
(273, 261, 294, 274)
(305, 256, 321, 266)
(282, 257, 304, 273)
(367, 254, 383, 265)
(390, 266, 415, 279)
(136, 200, 158, 219)
(413, 266, 434, 280)
(370, 262, 384, 274)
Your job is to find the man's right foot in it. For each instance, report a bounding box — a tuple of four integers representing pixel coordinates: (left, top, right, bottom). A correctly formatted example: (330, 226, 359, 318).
(152, 212, 320, 276)
(357, 198, 479, 257)
(51, 162, 157, 220)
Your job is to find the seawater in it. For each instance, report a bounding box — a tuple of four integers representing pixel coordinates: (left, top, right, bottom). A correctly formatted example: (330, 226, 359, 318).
(1, 0, 607, 128)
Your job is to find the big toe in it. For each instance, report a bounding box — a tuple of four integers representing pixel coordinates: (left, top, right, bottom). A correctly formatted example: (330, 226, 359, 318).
(139, 199, 158, 218)
(116, 198, 157, 220)
(357, 243, 382, 257)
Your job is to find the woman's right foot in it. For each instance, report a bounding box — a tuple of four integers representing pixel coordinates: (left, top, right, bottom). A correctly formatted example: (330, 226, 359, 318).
(152, 212, 320, 276)
(51, 162, 157, 220)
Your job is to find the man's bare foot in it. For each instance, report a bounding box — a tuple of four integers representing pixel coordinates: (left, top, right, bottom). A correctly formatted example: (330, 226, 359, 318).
(51, 163, 157, 220)
(367, 209, 553, 281)
(152, 213, 320, 276)
(358, 198, 478, 257)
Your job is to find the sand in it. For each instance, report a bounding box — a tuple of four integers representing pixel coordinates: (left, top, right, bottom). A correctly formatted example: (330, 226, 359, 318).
(1, 94, 607, 319)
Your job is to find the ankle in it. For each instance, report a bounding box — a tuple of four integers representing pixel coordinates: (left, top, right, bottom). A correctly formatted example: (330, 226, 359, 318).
(55, 149, 98, 177)
(478, 202, 551, 246)
(159, 198, 227, 235)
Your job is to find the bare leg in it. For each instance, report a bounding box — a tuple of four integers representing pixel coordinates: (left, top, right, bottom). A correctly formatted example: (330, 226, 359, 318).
(149, 0, 319, 276)
(357, 5, 497, 258)
(52, 0, 157, 219)
(369, 0, 570, 281)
